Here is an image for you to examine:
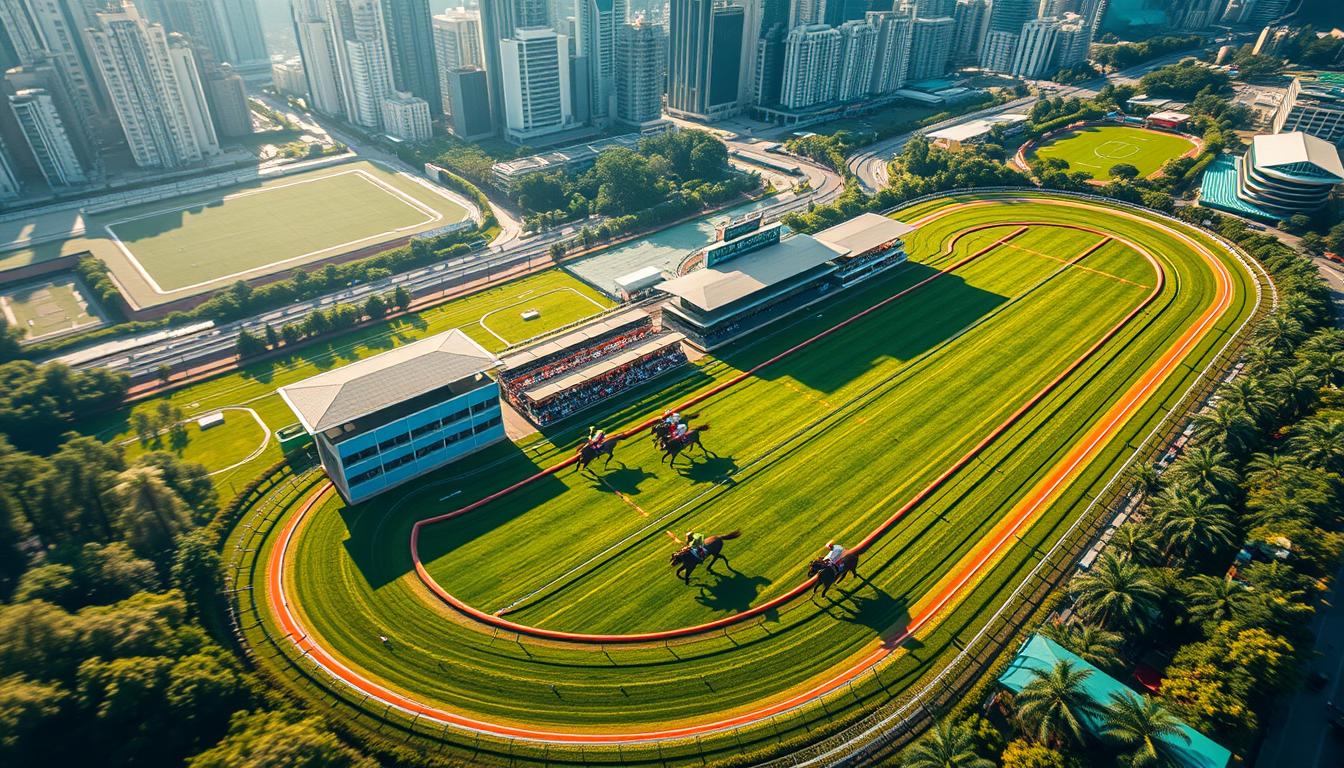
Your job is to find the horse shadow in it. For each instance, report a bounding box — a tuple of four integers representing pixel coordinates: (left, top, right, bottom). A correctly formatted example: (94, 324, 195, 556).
(675, 454, 739, 485)
(695, 570, 773, 616)
(819, 581, 921, 649)
(586, 464, 657, 496)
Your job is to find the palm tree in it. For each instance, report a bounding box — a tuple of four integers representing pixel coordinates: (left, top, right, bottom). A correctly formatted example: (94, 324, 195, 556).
(1069, 552, 1160, 633)
(1041, 622, 1126, 672)
(1219, 378, 1268, 427)
(1255, 313, 1306, 355)
(1166, 446, 1240, 498)
(1108, 523, 1161, 566)
(1152, 489, 1236, 564)
(901, 721, 993, 768)
(1297, 328, 1344, 357)
(1131, 463, 1163, 500)
(1102, 693, 1190, 768)
(1186, 574, 1251, 625)
(1246, 451, 1294, 487)
(1190, 400, 1255, 455)
(1305, 350, 1344, 389)
(1289, 417, 1344, 473)
(1269, 365, 1321, 418)
(1014, 660, 1104, 748)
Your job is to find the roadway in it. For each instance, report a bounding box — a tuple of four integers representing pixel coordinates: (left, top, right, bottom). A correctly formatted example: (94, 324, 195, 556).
(847, 51, 1211, 192)
(52, 112, 843, 383)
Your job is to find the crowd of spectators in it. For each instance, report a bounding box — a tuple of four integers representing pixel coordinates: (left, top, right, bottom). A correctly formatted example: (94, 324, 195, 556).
(525, 345, 688, 425)
(501, 321, 655, 398)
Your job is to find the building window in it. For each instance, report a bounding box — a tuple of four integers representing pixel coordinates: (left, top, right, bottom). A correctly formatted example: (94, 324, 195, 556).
(410, 419, 443, 439)
(349, 466, 383, 486)
(415, 440, 446, 459)
(377, 432, 410, 452)
(470, 400, 492, 415)
(342, 445, 378, 464)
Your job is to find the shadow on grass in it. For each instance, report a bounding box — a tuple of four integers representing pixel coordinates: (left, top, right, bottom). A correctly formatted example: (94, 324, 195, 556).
(695, 569, 773, 616)
(712, 264, 1009, 395)
(341, 439, 571, 589)
(819, 581, 920, 648)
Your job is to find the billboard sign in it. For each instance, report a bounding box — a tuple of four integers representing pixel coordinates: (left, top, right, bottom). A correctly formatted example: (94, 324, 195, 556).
(705, 224, 781, 268)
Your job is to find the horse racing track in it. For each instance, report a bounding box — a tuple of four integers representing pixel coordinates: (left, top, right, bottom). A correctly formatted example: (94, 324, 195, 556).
(230, 193, 1263, 766)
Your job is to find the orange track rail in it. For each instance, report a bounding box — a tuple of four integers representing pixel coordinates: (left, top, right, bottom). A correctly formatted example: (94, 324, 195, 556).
(264, 199, 1236, 743)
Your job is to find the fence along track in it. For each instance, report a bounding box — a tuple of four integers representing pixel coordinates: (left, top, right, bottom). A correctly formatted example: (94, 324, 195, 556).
(220, 190, 1272, 766)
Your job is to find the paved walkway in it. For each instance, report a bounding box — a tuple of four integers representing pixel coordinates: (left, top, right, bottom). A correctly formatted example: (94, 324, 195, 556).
(1255, 562, 1344, 767)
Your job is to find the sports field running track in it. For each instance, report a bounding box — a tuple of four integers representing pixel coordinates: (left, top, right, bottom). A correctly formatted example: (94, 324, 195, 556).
(261, 196, 1244, 744)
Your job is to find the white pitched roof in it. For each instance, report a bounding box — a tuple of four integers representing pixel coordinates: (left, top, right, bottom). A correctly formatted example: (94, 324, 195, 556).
(278, 329, 497, 433)
(1252, 132, 1344, 180)
(815, 212, 915, 254)
(656, 235, 842, 312)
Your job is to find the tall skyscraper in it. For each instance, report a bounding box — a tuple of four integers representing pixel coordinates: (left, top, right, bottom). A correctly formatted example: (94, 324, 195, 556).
(215, 0, 267, 67)
(291, 0, 344, 116)
(0, 136, 21, 200)
(790, 0, 825, 27)
(835, 18, 875, 102)
(907, 15, 954, 82)
(447, 67, 492, 139)
(578, 0, 619, 122)
(499, 26, 572, 142)
(86, 5, 219, 169)
(779, 24, 839, 109)
(1052, 14, 1089, 69)
(204, 63, 250, 137)
(979, 0, 1034, 73)
(753, 21, 786, 106)
(0, 0, 108, 127)
(8, 86, 84, 185)
(432, 10, 483, 118)
(479, 0, 554, 134)
(382, 0, 441, 116)
(867, 11, 912, 96)
(3, 59, 95, 169)
(380, 89, 432, 140)
(327, 0, 395, 129)
(951, 0, 986, 66)
(615, 16, 664, 127)
(667, 0, 750, 121)
(1011, 16, 1059, 78)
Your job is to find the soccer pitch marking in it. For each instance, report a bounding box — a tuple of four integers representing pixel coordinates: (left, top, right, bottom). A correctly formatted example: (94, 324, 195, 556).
(477, 287, 608, 345)
(1094, 139, 1141, 160)
(103, 169, 445, 295)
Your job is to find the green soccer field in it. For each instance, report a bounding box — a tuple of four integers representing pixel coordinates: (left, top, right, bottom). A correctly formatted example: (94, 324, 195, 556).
(0, 274, 104, 342)
(104, 164, 466, 293)
(224, 193, 1261, 764)
(1029, 125, 1199, 181)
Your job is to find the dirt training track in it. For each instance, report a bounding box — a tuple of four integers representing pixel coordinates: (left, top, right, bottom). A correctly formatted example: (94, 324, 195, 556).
(263, 196, 1247, 744)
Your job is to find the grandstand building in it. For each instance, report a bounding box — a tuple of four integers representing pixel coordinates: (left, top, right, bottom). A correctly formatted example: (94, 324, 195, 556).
(278, 329, 503, 503)
(656, 212, 914, 350)
(1200, 132, 1344, 221)
(498, 310, 688, 427)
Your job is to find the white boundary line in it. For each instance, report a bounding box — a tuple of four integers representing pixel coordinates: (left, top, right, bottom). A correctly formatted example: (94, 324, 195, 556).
(105, 169, 446, 295)
(476, 287, 607, 344)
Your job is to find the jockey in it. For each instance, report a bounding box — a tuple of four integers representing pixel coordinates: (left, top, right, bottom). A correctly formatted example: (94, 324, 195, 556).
(822, 541, 846, 571)
(665, 411, 682, 428)
(686, 531, 707, 560)
(673, 421, 689, 441)
(586, 426, 605, 449)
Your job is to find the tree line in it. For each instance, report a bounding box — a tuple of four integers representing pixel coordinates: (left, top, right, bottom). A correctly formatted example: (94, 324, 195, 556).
(899, 208, 1344, 768)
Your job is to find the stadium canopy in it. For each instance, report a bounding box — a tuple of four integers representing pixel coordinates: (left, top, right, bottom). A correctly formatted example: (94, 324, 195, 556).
(998, 635, 1231, 768)
(498, 309, 650, 372)
(278, 328, 496, 434)
(522, 333, 685, 403)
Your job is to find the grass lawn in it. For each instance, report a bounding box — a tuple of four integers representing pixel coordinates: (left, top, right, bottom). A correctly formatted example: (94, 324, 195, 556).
(0, 274, 104, 342)
(90, 269, 612, 493)
(0, 160, 472, 307)
(230, 194, 1257, 760)
(121, 408, 268, 480)
(1029, 125, 1198, 181)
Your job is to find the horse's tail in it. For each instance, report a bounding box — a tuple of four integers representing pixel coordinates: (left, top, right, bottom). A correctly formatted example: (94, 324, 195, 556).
(719, 530, 741, 541)
(699, 424, 711, 433)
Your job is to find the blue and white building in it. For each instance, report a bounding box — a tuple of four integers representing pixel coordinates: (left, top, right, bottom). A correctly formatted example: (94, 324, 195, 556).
(278, 329, 504, 503)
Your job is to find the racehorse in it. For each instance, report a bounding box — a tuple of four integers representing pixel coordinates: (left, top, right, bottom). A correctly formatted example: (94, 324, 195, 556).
(652, 412, 699, 448)
(670, 531, 740, 583)
(807, 551, 862, 597)
(660, 424, 710, 465)
(576, 435, 621, 472)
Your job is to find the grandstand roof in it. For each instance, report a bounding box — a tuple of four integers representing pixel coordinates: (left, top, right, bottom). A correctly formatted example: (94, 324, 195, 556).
(278, 329, 496, 433)
(498, 309, 651, 372)
(655, 234, 842, 313)
(1148, 110, 1192, 123)
(815, 213, 915, 255)
(523, 333, 685, 403)
(1252, 132, 1344, 180)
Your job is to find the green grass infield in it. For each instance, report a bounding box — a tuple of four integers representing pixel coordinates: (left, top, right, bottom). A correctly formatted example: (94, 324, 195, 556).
(1029, 125, 1198, 181)
(228, 193, 1259, 765)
